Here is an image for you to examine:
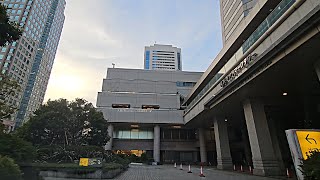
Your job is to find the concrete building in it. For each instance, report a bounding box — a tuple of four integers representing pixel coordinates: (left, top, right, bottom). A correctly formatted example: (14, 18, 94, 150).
(220, 0, 258, 45)
(144, 44, 182, 71)
(184, 0, 320, 177)
(97, 68, 203, 163)
(0, 0, 66, 129)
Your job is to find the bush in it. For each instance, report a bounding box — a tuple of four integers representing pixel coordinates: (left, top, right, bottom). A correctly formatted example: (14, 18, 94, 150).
(301, 151, 320, 180)
(0, 133, 36, 162)
(0, 155, 22, 180)
(37, 145, 105, 163)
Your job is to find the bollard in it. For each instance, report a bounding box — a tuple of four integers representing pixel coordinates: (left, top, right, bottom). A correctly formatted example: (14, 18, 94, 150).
(174, 162, 176, 168)
(180, 163, 183, 170)
(187, 164, 192, 173)
(240, 165, 244, 172)
(249, 166, 253, 174)
(199, 166, 205, 177)
(233, 164, 236, 171)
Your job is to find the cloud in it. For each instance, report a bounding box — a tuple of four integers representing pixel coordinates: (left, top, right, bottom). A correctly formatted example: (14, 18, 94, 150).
(44, 0, 222, 105)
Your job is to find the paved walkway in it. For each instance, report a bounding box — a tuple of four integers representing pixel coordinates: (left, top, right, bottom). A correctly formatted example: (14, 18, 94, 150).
(114, 164, 281, 180)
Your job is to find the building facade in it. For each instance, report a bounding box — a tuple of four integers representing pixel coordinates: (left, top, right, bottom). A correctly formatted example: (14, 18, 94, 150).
(184, 0, 320, 176)
(0, 0, 66, 129)
(144, 44, 182, 71)
(220, 0, 257, 45)
(97, 68, 203, 163)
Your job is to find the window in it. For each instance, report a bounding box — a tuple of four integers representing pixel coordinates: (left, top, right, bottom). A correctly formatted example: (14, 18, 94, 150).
(141, 105, 159, 109)
(145, 51, 150, 69)
(112, 104, 130, 108)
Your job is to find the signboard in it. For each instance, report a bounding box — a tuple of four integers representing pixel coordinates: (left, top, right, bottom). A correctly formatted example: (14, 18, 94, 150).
(286, 129, 320, 180)
(79, 158, 102, 167)
(296, 131, 320, 160)
(79, 158, 89, 166)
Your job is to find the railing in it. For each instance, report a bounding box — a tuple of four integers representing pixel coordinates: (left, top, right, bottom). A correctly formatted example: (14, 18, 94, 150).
(185, 0, 296, 113)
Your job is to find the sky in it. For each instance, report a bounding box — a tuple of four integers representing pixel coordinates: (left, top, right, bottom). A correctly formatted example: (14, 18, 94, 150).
(44, 0, 223, 105)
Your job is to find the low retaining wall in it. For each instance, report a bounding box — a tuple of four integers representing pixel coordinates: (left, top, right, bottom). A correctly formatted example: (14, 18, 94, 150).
(39, 168, 124, 179)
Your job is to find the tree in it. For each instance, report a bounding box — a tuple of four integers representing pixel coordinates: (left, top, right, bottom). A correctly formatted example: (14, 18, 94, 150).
(300, 151, 320, 179)
(0, 75, 20, 125)
(16, 98, 109, 147)
(0, 133, 36, 162)
(0, 4, 22, 47)
(0, 155, 22, 180)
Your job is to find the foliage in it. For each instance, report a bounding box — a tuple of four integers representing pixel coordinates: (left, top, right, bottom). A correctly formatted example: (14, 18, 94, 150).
(0, 133, 36, 162)
(16, 98, 109, 147)
(0, 75, 20, 122)
(301, 151, 320, 180)
(0, 4, 22, 47)
(105, 153, 130, 168)
(36, 145, 106, 163)
(0, 155, 22, 180)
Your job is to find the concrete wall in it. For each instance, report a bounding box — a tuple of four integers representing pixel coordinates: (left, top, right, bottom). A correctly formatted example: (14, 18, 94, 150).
(97, 92, 179, 109)
(98, 108, 184, 124)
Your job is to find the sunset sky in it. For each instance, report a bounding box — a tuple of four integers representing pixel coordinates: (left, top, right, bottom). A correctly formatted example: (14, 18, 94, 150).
(44, 0, 223, 105)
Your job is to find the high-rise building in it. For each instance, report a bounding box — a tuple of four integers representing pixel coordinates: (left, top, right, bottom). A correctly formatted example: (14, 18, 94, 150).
(0, 0, 66, 129)
(144, 44, 182, 71)
(220, 0, 257, 45)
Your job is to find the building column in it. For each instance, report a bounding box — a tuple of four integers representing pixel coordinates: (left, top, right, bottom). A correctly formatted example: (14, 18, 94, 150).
(105, 124, 114, 150)
(268, 118, 285, 174)
(243, 99, 280, 176)
(214, 117, 233, 170)
(153, 125, 160, 163)
(198, 128, 207, 163)
(315, 59, 320, 82)
(241, 128, 252, 166)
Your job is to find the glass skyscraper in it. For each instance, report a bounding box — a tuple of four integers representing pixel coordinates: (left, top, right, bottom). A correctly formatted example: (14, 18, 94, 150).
(0, 0, 66, 129)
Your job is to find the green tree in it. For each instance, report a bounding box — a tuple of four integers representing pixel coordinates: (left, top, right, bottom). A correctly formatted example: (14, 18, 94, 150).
(0, 75, 20, 129)
(16, 98, 109, 147)
(301, 151, 320, 180)
(0, 133, 36, 162)
(0, 4, 22, 47)
(0, 155, 22, 180)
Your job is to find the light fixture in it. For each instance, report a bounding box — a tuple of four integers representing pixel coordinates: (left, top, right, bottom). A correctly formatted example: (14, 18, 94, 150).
(282, 92, 288, 96)
(225, 118, 228, 122)
(131, 124, 139, 128)
(172, 125, 181, 129)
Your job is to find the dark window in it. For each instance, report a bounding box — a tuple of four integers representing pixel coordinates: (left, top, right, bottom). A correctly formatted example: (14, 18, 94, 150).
(112, 104, 130, 108)
(142, 105, 160, 109)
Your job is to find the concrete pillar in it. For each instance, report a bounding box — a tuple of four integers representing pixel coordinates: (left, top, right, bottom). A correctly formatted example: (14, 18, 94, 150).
(105, 124, 114, 150)
(198, 128, 207, 163)
(243, 99, 280, 176)
(214, 117, 233, 170)
(315, 59, 320, 82)
(241, 128, 252, 166)
(153, 125, 160, 163)
(268, 118, 286, 174)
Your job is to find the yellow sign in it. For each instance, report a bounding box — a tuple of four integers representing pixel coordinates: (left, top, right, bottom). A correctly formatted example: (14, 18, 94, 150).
(296, 131, 320, 160)
(79, 158, 89, 166)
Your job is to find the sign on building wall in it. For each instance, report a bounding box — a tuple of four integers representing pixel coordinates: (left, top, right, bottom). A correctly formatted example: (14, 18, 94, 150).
(286, 129, 320, 180)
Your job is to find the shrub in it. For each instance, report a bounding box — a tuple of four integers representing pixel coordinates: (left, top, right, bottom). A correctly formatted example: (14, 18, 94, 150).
(0, 133, 36, 162)
(36, 145, 105, 163)
(301, 151, 320, 180)
(0, 155, 22, 180)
